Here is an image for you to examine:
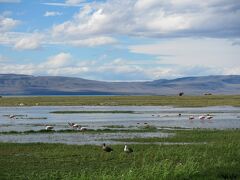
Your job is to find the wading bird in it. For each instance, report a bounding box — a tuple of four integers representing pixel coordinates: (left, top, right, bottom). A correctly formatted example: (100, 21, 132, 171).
(206, 115, 213, 119)
(102, 143, 113, 152)
(68, 122, 80, 128)
(80, 127, 87, 131)
(199, 115, 205, 120)
(45, 125, 54, 130)
(189, 116, 194, 120)
(9, 114, 16, 119)
(73, 124, 81, 128)
(68, 122, 87, 131)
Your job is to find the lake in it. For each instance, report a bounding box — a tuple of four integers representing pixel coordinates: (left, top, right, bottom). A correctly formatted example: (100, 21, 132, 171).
(0, 106, 239, 144)
(1, 106, 240, 131)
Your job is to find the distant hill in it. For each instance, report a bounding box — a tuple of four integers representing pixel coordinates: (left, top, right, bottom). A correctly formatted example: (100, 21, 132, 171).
(0, 74, 240, 95)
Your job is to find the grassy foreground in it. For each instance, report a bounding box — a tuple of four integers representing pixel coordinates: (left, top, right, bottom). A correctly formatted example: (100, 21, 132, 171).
(0, 95, 240, 106)
(0, 129, 239, 180)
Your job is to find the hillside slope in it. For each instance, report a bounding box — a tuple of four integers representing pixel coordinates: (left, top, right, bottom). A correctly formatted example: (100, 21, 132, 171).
(0, 74, 239, 95)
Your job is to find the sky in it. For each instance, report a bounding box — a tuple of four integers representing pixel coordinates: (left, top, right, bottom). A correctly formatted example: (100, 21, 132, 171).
(0, 0, 240, 81)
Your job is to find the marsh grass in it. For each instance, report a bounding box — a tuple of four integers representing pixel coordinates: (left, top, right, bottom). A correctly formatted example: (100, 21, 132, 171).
(139, 124, 158, 130)
(0, 127, 159, 135)
(103, 125, 126, 128)
(1, 95, 240, 107)
(114, 129, 240, 143)
(0, 129, 239, 179)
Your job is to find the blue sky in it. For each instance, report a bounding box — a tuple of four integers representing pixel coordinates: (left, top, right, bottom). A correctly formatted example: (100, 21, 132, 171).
(0, 0, 240, 81)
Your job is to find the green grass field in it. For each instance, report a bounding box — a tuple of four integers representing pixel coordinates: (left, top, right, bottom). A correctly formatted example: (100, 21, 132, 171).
(0, 129, 239, 180)
(0, 95, 240, 107)
(0, 95, 240, 179)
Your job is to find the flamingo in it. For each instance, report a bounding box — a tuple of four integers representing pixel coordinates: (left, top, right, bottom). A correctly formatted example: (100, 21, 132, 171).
(206, 115, 213, 119)
(189, 116, 194, 120)
(73, 124, 81, 128)
(102, 143, 113, 152)
(68, 122, 74, 127)
(45, 125, 54, 130)
(124, 144, 133, 153)
(68, 122, 80, 128)
(79, 127, 87, 131)
(9, 115, 16, 119)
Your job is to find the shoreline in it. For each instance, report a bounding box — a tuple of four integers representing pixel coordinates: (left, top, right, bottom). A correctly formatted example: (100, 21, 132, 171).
(1, 95, 240, 107)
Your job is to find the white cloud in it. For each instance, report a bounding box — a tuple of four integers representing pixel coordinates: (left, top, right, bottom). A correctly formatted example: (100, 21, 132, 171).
(42, 53, 72, 68)
(50, 0, 240, 38)
(66, 0, 85, 5)
(0, 53, 79, 76)
(97, 58, 143, 74)
(44, 11, 62, 17)
(0, 0, 20, 3)
(67, 36, 117, 47)
(0, 52, 239, 81)
(223, 67, 240, 75)
(45, 66, 89, 76)
(0, 32, 116, 49)
(129, 38, 240, 68)
(0, 63, 35, 75)
(14, 33, 43, 50)
(43, 0, 86, 7)
(0, 16, 19, 32)
(4, 0, 239, 51)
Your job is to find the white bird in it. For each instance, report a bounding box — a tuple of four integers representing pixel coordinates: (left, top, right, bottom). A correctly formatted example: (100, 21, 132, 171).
(45, 125, 54, 130)
(206, 115, 213, 119)
(199, 115, 205, 120)
(68, 122, 74, 127)
(124, 144, 133, 153)
(68, 122, 87, 131)
(189, 116, 194, 120)
(80, 127, 87, 131)
(9, 115, 16, 119)
(73, 124, 81, 128)
(68, 122, 80, 128)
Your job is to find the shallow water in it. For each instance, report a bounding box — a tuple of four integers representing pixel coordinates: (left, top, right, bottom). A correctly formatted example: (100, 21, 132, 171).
(0, 132, 171, 145)
(0, 106, 240, 132)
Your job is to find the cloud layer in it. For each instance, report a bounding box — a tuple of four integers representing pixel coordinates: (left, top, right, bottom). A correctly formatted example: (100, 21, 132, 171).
(44, 11, 62, 17)
(0, 0, 240, 80)
(52, 0, 240, 38)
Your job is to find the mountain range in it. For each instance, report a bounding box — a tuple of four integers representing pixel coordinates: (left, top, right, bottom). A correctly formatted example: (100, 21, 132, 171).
(0, 74, 239, 95)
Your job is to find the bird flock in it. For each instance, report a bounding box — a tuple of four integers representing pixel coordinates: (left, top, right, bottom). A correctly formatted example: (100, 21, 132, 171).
(189, 114, 213, 120)
(44, 122, 88, 131)
(5, 111, 226, 155)
(150, 113, 214, 121)
(102, 143, 133, 153)
(68, 122, 87, 131)
(8, 113, 215, 132)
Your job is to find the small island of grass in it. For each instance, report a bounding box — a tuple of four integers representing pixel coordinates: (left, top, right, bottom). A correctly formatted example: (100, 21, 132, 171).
(50, 110, 135, 114)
